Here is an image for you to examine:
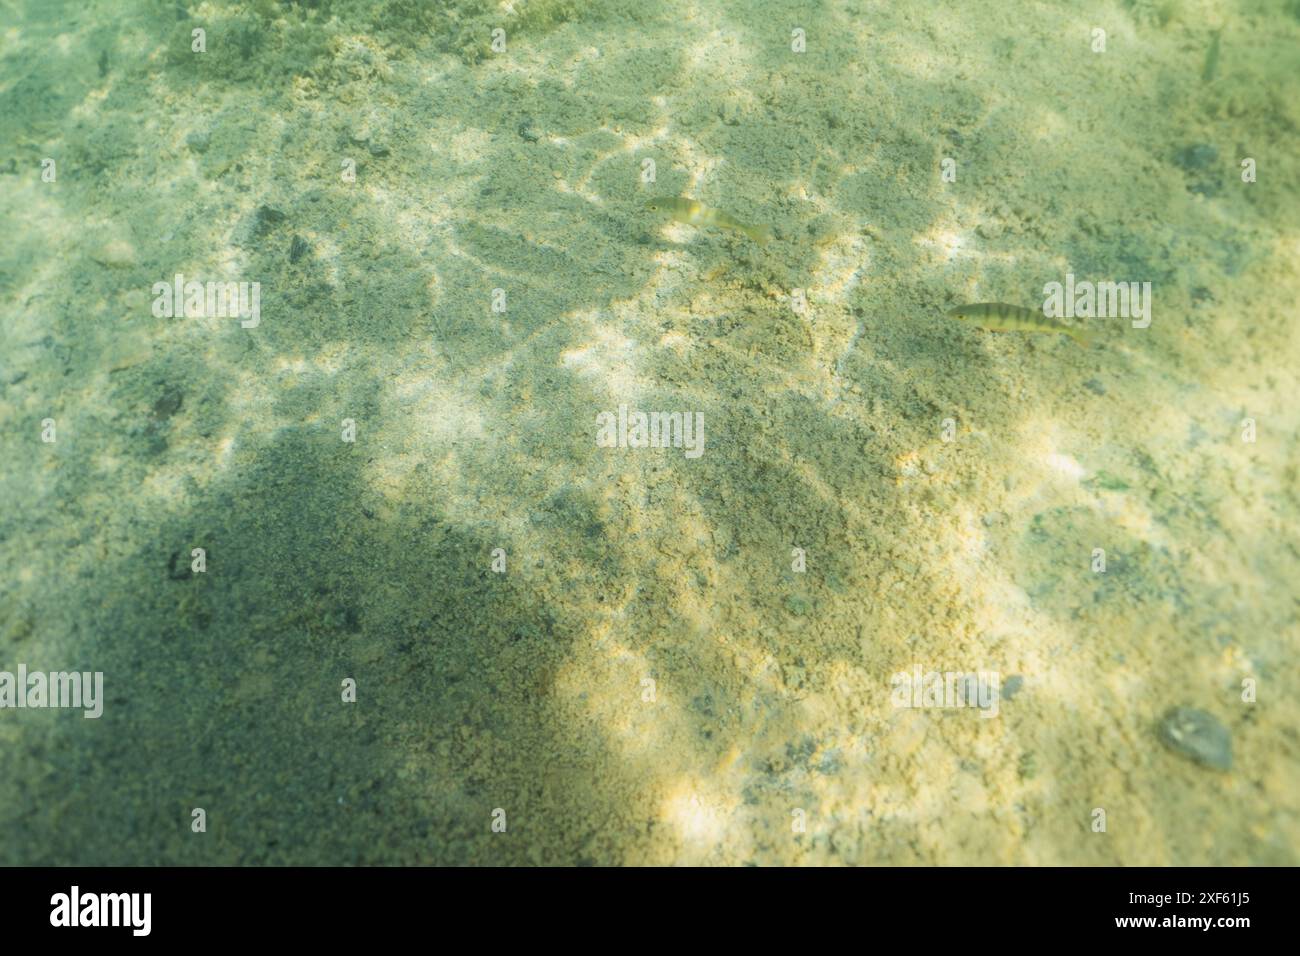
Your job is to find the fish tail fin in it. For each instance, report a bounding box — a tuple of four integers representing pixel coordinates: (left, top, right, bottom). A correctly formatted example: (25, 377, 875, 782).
(747, 224, 773, 245)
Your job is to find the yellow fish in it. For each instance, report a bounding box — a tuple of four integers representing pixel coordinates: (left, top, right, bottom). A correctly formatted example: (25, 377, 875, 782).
(946, 302, 1091, 345)
(645, 197, 772, 245)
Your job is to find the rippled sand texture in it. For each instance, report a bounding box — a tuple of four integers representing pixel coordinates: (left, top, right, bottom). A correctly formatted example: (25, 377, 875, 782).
(1, 0, 1297, 864)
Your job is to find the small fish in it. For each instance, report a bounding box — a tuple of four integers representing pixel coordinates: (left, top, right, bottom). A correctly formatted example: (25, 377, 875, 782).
(1202, 28, 1222, 84)
(946, 302, 1091, 345)
(645, 197, 772, 245)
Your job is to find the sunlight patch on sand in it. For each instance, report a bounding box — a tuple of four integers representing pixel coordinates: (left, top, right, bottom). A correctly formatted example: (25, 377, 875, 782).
(684, 28, 745, 74)
(560, 320, 647, 400)
(811, 233, 870, 302)
(915, 225, 971, 263)
(662, 779, 732, 847)
(1045, 451, 1085, 481)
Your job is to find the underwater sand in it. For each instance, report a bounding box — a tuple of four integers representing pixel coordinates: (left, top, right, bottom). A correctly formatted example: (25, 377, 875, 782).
(0, 0, 1298, 864)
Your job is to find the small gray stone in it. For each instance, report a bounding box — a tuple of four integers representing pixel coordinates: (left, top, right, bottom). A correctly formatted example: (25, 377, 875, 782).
(1001, 675, 1024, 700)
(254, 204, 286, 236)
(1158, 706, 1232, 771)
(817, 749, 842, 775)
(151, 385, 184, 421)
(1173, 143, 1218, 172)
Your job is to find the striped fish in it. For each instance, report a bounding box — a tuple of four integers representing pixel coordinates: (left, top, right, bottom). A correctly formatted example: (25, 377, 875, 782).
(645, 197, 772, 245)
(946, 302, 1090, 345)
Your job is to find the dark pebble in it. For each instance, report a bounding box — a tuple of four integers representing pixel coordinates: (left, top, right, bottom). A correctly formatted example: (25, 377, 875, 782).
(167, 549, 192, 581)
(1158, 706, 1232, 771)
(1174, 143, 1218, 171)
(253, 204, 286, 237)
(152, 385, 184, 420)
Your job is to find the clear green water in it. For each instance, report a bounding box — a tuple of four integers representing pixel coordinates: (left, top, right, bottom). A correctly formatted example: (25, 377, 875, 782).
(1, 0, 1297, 865)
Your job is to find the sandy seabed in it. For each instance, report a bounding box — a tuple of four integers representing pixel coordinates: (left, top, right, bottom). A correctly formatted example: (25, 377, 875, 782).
(0, 0, 1297, 865)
